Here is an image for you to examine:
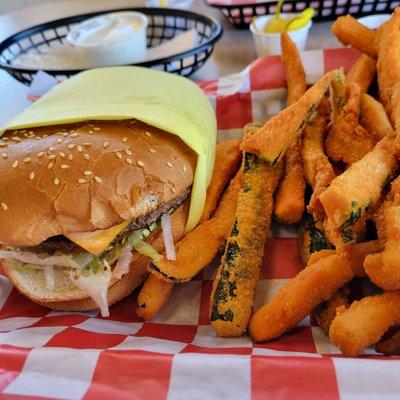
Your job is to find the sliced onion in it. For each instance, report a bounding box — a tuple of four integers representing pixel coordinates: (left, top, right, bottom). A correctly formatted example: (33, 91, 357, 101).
(44, 265, 55, 290)
(112, 245, 133, 279)
(0, 250, 81, 268)
(72, 266, 111, 317)
(161, 213, 176, 260)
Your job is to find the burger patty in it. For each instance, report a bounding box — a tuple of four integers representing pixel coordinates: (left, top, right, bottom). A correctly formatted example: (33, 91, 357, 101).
(38, 188, 190, 254)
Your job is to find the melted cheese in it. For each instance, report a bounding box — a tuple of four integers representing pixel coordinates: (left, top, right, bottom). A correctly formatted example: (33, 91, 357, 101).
(65, 220, 130, 255)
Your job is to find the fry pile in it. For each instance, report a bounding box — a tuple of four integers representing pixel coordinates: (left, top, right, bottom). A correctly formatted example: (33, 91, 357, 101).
(138, 8, 400, 356)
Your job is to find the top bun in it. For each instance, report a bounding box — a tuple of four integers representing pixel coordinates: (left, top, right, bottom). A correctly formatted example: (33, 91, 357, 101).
(0, 119, 195, 246)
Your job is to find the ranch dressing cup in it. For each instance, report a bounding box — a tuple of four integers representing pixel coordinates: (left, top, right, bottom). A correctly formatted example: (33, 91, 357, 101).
(67, 12, 148, 66)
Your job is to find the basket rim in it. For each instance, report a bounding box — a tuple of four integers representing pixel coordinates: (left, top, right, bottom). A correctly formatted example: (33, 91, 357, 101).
(0, 7, 223, 75)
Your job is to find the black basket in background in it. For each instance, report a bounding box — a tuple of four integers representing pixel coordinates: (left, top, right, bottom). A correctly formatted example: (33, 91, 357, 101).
(0, 7, 223, 84)
(207, 0, 399, 29)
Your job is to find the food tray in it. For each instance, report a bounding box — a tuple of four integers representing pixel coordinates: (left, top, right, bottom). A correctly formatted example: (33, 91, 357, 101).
(206, 0, 399, 29)
(0, 7, 223, 84)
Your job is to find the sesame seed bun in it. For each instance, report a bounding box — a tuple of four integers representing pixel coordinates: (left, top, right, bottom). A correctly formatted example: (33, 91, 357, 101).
(2, 199, 189, 312)
(0, 119, 195, 247)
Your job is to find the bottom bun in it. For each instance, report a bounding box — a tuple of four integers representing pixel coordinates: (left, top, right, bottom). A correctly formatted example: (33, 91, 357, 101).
(3, 199, 189, 313)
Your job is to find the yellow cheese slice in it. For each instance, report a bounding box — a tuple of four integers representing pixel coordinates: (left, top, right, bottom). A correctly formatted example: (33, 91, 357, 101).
(65, 220, 130, 255)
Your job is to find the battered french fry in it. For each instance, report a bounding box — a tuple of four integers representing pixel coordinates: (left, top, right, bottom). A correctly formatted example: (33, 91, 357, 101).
(332, 15, 379, 58)
(148, 170, 242, 282)
(375, 327, 400, 355)
(346, 54, 376, 94)
(377, 8, 400, 122)
(360, 94, 393, 141)
(326, 80, 376, 165)
(320, 135, 397, 247)
(329, 291, 400, 356)
(200, 139, 242, 223)
(137, 274, 174, 320)
(240, 70, 338, 164)
(249, 242, 382, 342)
(274, 33, 306, 224)
(210, 124, 282, 337)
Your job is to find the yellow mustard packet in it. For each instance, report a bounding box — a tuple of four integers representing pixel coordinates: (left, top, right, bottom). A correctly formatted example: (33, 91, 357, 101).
(0, 67, 217, 231)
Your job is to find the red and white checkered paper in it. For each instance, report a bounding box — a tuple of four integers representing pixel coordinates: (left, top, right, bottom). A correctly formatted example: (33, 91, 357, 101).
(1, 47, 400, 400)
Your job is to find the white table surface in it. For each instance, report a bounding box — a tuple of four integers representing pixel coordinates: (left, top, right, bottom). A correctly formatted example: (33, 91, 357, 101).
(0, 0, 341, 127)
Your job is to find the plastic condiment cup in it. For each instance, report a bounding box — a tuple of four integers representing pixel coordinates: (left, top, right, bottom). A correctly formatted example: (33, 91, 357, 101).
(67, 12, 148, 67)
(250, 14, 312, 57)
(357, 14, 391, 29)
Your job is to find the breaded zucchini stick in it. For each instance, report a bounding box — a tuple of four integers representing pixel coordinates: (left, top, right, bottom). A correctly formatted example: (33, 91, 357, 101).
(377, 8, 400, 122)
(329, 291, 400, 356)
(148, 170, 242, 282)
(332, 15, 379, 58)
(240, 70, 338, 164)
(346, 54, 376, 94)
(319, 135, 397, 247)
(210, 124, 282, 337)
(360, 94, 393, 142)
(274, 33, 306, 224)
(200, 139, 242, 223)
(326, 80, 376, 165)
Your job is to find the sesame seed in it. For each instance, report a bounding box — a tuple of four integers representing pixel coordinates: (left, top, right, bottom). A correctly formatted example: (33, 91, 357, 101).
(1, 153, 7, 159)
(83, 170, 92, 176)
(57, 138, 63, 144)
(68, 144, 75, 149)
(29, 172, 35, 180)
(48, 154, 56, 160)
(1, 202, 7, 210)
(37, 152, 45, 158)
(62, 132, 68, 137)
(2, 137, 8, 141)
(56, 131, 63, 136)
(23, 157, 31, 163)
(94, 176, 102, 183)
(83, 142, 91, 147)
(137, 160, 144, 167)
(68, 154, 74, 160)
(59, 152, 65, 158)
(125, 149, 132, 156)
(171, 187, 176, 194)
(148, 148, 156, 154)
(28, 131, 34, 135)
(42, 134, 48, 138)
(122, 137, 128, 143)
(89, 130, 94, 134)
(78, 179, 86, 184)
(116, 152, 122, 159)
(53, 178, 60, 186)
(11, 136, 21, 142)
(103, 141, 110, 148)
(60, 164, 69, 170)
(77, 146, 83, 152)
(0, 143, 7, 148)
(93, 127, 100, 131)
(47, 162, 54, 169)
(166, 162, 173, 168)
(70, 132, 79, 138)
(126, 158, 133, 165)
(83, 154, 90, 160)
(49, 147, 54, 151)
(34, 136, 40, 140)
(12, 160, 18, 168)
(145, 131, 151, 137)
(182, 165, 187, 173)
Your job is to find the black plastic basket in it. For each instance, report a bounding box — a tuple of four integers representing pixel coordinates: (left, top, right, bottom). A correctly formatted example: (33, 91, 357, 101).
(0, 7, 223, 84)
(207, 0, 399, 28)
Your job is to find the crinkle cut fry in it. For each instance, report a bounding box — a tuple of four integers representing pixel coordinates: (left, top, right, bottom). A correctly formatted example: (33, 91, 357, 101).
(326, 79, 376, 165)
(360, 94, 393, 142)
(148, 169, 242, 283)
(240, 70, 337, 164)
(274, 33, 306, 224)
(210, 124, 282, 337)
(319, 135, 397, 248)
(346, 54, 376, 94)
(248, 242, 381, 342)
(377, 8, 400, 123)
(332, 15, 379, 58)
(329, 291, 400, 356)
(375, 327, 400, 355)
(200, 139, 242, 223)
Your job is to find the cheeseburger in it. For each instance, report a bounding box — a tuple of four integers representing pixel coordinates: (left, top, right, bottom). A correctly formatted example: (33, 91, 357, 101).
(0, 67, 216, 316)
